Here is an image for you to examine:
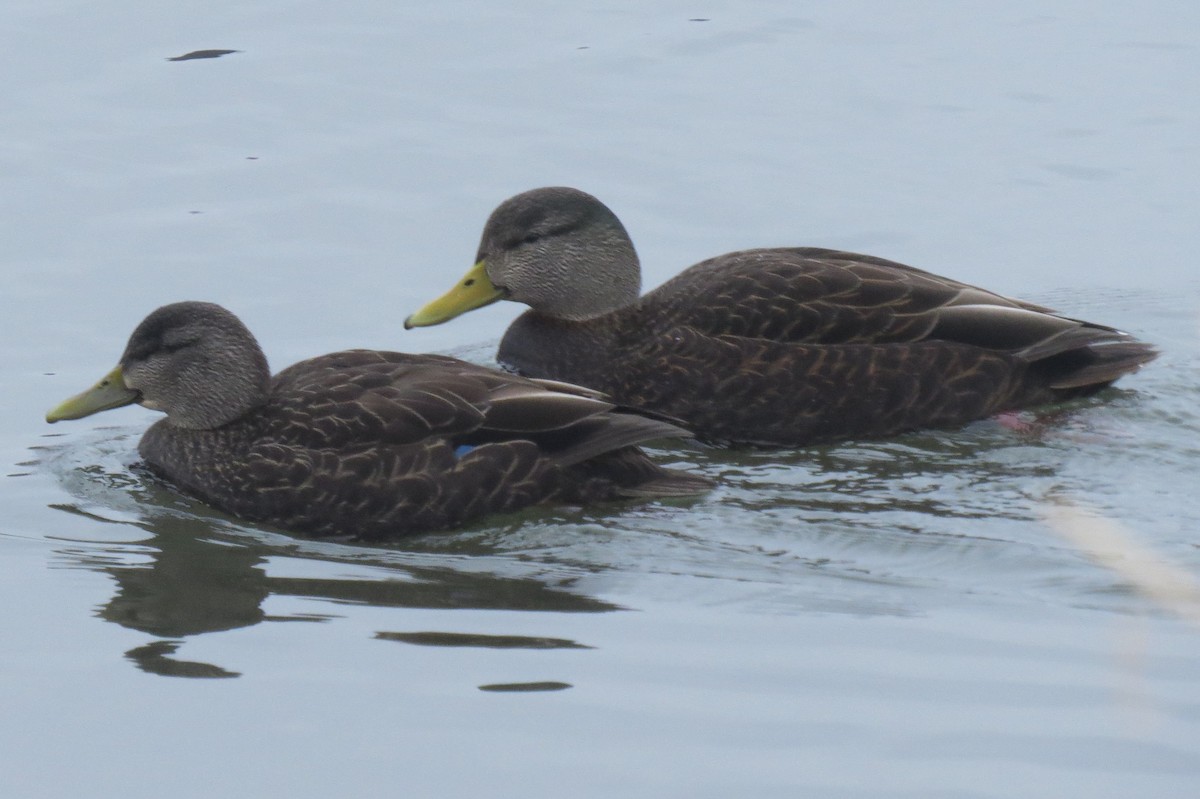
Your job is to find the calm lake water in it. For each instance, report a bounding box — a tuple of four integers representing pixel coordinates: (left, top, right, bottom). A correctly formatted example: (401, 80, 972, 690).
(4, 2, 1199, 797)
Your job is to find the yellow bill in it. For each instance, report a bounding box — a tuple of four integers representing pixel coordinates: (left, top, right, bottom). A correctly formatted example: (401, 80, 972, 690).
(404, 261, 504, 329)
(46, 365, 140, 423)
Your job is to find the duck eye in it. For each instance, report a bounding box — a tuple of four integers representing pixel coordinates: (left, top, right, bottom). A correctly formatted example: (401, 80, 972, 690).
(160, 334, 199, 354)
(521, 233, 542, 245)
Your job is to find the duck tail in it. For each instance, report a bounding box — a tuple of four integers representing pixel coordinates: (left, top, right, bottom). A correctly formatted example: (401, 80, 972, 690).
(1019, 326, 1158, 392)
(614, 466, 715, 499)
(561, 446, 713, 501)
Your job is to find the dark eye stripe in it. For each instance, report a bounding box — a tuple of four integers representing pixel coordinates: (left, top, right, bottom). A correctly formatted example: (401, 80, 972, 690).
(504, 220, 578, 251)
(161, 337, 200, 355)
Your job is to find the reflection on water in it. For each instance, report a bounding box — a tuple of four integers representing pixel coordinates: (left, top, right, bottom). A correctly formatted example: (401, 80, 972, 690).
(125, 640, 241, 679)
(477, 681, 573, 693)
(39, 431, 619, 678)
(166, 49, 240, 62)
(33, 368, 1191, 682)
(376, 631, 593, 649)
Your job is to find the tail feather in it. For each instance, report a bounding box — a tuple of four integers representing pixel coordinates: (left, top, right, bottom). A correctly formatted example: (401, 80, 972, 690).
(548, 412, 694, 468)
(1047, 339, 1159, 390)
(1013, 323, 1157, 392)
(562, 446, 712, 501)
(614, 467, 714, 499)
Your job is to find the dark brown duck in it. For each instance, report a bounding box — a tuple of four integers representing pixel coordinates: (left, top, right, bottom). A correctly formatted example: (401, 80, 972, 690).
(405, 186, 1157, 446)
(46, 302, 709, 539)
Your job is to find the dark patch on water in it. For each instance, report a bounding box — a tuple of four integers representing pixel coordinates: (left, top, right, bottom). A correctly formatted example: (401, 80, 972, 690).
(478, 681, 572, 693)
(166, 49, 240, 62)
(377, 631, 592, 649)
(125, 640, 239, 679)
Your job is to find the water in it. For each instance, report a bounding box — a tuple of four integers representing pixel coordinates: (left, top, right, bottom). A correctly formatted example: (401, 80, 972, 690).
(3, 2, 1199, 797)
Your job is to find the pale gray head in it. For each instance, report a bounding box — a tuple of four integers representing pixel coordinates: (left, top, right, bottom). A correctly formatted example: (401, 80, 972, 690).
(120, 302, 271, 429)
(477, 187, 642, 320)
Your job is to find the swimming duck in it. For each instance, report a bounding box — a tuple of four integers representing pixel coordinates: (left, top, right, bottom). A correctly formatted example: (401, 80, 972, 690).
(46, 301, 709, 539)
(405, 186, 1157, 446)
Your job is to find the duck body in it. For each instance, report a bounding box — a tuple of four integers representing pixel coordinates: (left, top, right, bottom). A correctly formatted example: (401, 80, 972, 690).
(406, 188, 1157, 447)
(138, 350, 705, 538)
(48, 303, 708, 539)
(496, 246, 1155, 446)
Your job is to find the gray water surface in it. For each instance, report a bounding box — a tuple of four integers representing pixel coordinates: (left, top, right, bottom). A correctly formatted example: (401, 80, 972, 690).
(3, 2, 1199, 798)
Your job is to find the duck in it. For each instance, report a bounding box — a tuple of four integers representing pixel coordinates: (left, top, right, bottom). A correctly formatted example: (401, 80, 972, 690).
(404, 186, 1157, 446)
(46, 301, 710, 539)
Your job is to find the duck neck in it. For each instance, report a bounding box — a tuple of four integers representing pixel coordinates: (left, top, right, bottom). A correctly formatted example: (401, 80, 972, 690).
(498, 311, 619, 391)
